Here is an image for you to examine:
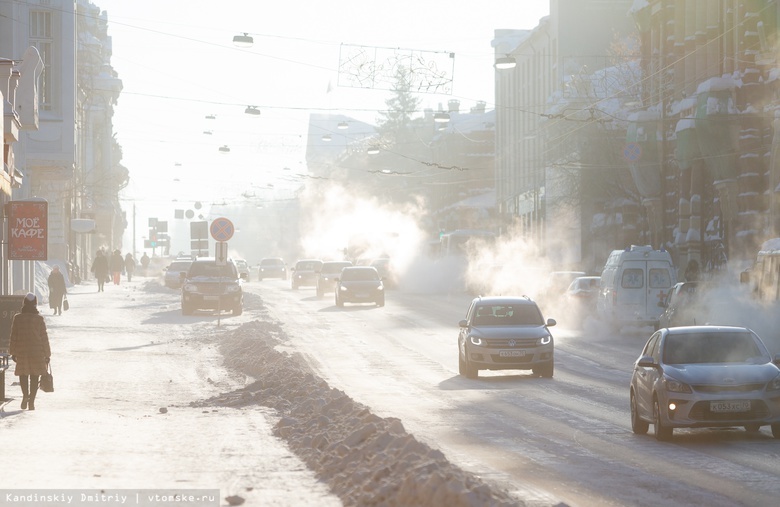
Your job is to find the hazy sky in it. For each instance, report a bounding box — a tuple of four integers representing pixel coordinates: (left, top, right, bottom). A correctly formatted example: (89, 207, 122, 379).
(100, 0, 550, 252)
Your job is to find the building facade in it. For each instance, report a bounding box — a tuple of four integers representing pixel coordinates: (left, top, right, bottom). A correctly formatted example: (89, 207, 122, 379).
(0, 0, 125, 294)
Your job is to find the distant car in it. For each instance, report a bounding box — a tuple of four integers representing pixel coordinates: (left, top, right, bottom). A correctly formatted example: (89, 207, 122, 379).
(369, 258, 397, 289)
(257, 257, 287, 281)
(316, 260, 353, 297)
(563, 276, 601, 325)
(457, 296, 556, 379)
(234, 259, 250, 281)
(290, 259, 323, 290)
(543, 271, 586, 301)
(164, 260, 193, 289)
(181, 257, 243, 316)
(335, 266, 385, 307)
(657, 282, 699, 329)
(630, 325, 780, 441)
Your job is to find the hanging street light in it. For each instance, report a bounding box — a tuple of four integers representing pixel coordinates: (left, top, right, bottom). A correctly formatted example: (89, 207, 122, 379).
(233, 33, 253, 47)
(495, 55, 517, 70)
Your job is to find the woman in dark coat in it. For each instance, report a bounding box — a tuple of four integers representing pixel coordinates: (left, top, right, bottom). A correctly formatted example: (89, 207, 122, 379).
(9, 293, 51, 410)
(124, 253, 136, 282)
(47, 265, 67, 315)
(91, 249, 109, 292)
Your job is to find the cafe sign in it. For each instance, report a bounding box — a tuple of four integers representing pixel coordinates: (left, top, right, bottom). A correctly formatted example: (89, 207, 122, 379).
(7, 200, 48, 260)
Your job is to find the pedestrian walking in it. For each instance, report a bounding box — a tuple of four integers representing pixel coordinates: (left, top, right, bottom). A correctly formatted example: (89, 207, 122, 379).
(110, 249, 124, 285)
(9, 293, 51, 411)
(47, 265, 67, 315)
(91, 249, 109, 292)
(140, 252, 150, 276)
(124, 253, 136, 282)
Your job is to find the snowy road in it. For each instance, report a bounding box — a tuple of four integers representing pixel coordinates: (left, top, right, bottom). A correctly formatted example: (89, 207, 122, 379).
(244, 278, 780, 507)
(5, 273, 780, 507)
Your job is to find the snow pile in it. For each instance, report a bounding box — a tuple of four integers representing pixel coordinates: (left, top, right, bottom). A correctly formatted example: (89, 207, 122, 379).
(194, 320, 521, 507)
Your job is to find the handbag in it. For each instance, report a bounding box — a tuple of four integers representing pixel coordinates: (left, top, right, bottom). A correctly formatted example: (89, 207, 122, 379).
(39, 364, 54, 393)
(63, 296, 69, 311)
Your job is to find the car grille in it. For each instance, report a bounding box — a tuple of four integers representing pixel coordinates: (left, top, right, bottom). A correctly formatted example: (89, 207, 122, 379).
(193, 284, 233, 295)
(693, 383, 765, 393)
(483, 337, 539, 348)
(688, 400, 770, 421)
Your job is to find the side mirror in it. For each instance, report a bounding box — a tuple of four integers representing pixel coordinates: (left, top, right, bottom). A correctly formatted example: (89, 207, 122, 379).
(546, 318, 557, 327)
(458, 319, 468, 328)
(636, 355, 657, 368)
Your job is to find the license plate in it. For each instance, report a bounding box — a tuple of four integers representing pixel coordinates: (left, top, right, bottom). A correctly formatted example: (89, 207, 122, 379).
(203, 295, 220, 301)
(499, 350, 526, 357)
(355, 293, 368, 298)
(710, 400, 751, 413)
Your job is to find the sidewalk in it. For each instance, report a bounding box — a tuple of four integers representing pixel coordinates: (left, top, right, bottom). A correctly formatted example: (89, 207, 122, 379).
(0, 276, 340, 507)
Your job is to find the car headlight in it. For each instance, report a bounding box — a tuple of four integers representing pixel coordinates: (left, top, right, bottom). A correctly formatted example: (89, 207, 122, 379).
(767, 373, 780, 392)
(377, 284, 384, 291)
(183, 284, 197, 292)
(226, 285, 241, 293)
(663, 374, 692, 393)
(339, 285, 348, 292)
(539, 335, 552, 345)
(469, 336, 483, 346)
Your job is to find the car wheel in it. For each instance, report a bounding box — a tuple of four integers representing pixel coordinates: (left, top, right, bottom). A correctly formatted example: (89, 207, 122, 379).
(653, 397, 673, 441)
(376, 296, 385, 307)
(458, 348, 478, 379)
(771, 424, 780, 439)
(630, 391, 649, 435)
(232, 304, 243, 316)
(533, 360, 554, 378)
(744, 424, 761, 433)
(181, 304, 193, 316)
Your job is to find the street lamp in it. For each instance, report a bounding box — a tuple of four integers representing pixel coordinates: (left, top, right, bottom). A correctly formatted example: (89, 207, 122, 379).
(433, 112, 450, 123)
(495, 55, 517, 70)
(233, 33, 253, 47)
(245, 106, 261, 116)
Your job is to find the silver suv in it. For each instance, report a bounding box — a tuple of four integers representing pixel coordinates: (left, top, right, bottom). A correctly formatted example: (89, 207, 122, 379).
(458, 296, 556, 379)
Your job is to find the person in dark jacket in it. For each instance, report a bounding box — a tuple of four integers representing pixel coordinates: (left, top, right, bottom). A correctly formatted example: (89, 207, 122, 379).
(47, 265, 67, 315)
(9, 293, 51, 410)
(124, 253, 136, 282)
(110, 249, 124, 285)
(91, 249, 109, 292)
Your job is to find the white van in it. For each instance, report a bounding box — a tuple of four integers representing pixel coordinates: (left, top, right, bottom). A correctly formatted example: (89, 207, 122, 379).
(596, 245, 676, 328)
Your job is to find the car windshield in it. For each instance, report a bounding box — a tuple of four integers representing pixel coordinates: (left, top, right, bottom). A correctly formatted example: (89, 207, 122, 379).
(473, 304, 544, 326)
(342, 269, 378, 281)
(168, 262, 191, 272)
(189, 262, 236, 278)
(261, 259, 283, 266)
(663, 332, 769, 364)
(295, 261, 320, 271)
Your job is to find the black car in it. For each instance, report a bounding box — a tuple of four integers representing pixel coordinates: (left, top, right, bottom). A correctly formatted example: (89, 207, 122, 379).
(290, 259, 322, 290)
(458, 296, 556, 379)
(181, 257, 243, 316)
(316, 260, 353, 297)
(335, 266, 385, 307)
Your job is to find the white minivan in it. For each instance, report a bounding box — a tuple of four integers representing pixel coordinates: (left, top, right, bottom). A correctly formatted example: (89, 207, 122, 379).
(596, 245, 676, 328)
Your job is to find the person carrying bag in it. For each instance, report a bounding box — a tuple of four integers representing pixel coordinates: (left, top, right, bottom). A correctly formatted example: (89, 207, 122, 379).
(8, 293, 52, 410)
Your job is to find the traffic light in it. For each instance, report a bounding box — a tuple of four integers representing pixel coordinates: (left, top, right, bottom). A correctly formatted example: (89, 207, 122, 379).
(150, 232, 158, 248)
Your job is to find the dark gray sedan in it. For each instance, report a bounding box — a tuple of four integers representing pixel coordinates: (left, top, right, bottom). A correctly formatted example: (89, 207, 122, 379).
(630, 325, 780, 441)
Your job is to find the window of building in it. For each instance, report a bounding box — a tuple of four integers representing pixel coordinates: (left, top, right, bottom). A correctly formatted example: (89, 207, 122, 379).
(29, 10, 53, 111)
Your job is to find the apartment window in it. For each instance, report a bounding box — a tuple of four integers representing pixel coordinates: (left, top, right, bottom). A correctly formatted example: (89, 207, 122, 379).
(29, 10, 53, 111)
